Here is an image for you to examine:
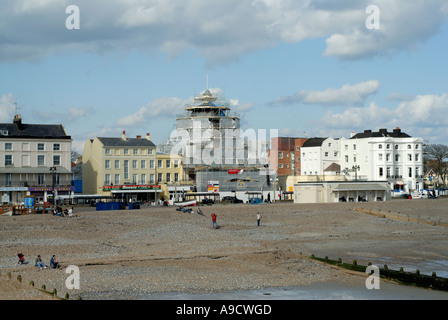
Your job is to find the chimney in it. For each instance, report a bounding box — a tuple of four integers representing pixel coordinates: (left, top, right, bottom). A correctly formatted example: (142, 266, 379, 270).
(122, 130, 127, 141)
(145, 133, 151, 141)
(350, 131, 355, 138)
(136, 135, 141, 139)
(13, 114, 23, 131)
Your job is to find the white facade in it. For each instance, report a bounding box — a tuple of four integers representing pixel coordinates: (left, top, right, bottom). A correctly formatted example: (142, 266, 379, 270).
(300, 129, 424, 193)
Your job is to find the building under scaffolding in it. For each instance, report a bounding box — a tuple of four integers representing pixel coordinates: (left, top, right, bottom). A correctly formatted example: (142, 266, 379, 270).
(161, 88, 275, 197)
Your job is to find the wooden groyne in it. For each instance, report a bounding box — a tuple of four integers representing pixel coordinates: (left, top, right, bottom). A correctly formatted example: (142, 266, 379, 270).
(354, 208, 448, 227)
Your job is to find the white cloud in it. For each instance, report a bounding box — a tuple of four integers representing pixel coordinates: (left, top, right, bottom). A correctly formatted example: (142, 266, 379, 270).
(315, 93, 448, 143)
(269, 80, 380, 107)
(0, 93, 17, 122)
(0, 0, 446, 64)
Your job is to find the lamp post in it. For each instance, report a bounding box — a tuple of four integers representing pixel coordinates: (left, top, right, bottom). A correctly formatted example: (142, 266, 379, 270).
(352, 165, 360, 181)
(50, 166, 57, 205)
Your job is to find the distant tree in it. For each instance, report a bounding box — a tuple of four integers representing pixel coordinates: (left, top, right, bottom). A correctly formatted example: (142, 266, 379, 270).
(424, 144, 448, 187)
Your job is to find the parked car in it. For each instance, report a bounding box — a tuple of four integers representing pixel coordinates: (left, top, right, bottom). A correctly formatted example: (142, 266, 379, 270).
(221, 196, 244, 204)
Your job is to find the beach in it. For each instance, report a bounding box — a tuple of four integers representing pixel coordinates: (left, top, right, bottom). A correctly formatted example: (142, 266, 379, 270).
(1, 198, 448, 300)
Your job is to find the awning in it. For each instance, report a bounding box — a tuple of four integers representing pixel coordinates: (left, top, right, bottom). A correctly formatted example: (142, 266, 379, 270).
(331, 183, 389, 192)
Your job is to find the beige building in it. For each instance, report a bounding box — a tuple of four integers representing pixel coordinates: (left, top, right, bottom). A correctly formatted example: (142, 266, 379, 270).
(82, 131, 189, 203)
(82, 131, 158, 202)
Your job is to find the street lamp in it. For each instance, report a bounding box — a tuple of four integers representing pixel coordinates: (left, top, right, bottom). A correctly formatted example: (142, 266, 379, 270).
(49, 166, 57, 205)
(352, 165, 360, 181)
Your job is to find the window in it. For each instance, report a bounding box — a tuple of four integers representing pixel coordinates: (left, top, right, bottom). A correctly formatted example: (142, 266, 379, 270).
(105, 174, 111, 185)
(115, 160, 120, 169)
(386, 144, 390, 149)
(345, 155, 349, 162)
(5, 143, 12, 150)
(114, 174, 120, 185)
(38, 174, 45, 185)
(407, 145, 412, 149)
(334, 152, 338, 157)
(353, 156, 357, 163)
(415, 167, 420, 177)
(105, 159, 110, 169)
(148, 149, 154, 155)
(395, 167, 400, 177)
(386, 167, 391, 177)
(415, 144, 419, 150)
(157, 173, 163, 183)
(133, 149, 138, 155)
(150, 160, 155, 169)
(124, 160, 129, 180)
(5, 173, 12, 186)
(415, 154, 419, 162)
(105, 148, 111, 155)
(150, 174, 155, 184)
(141, 160, 146, 169)
(279, 163, 283, 169)
(53, 155, 61, 166)
(5, 155, 13, 165)
(53, 144, 60, 151)
(38, 155, 45, 166)
(386, 153, 391, 161)
(124, 149, 129, 155)
(141, 174, 146, 184)
(132, 174, 138, 184)
(166, 173, 171, 182)
(174, 173, 179, 182)
(395, 145, 399, 150)
(353, 144, 357, 150)
(408, 154, 412, 161)
(296, 146, 300, 151)
(325, 152, 329, 157)
(408, 167, 412, 178)
(345, 145, 348, 151)
(158, 160, 163, 168)
(38, 143, 45, 151)
(379, 167, 383, 177)
(379, 144, 383, 149)
(278, 152, 283, 159)
(286, 164, 289, 169)
(174, 160, 179, 168)
(132, 160, 138, 169)
(395, 154, 399, 162)
(378, 154, 383, 161)
(166, 160, 171, 168)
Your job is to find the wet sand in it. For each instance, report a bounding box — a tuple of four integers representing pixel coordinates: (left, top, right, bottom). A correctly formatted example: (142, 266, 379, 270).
(1, 198, 447, 300)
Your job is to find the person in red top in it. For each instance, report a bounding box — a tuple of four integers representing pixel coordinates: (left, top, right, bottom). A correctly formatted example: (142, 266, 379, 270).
(211, 213, 218, 229)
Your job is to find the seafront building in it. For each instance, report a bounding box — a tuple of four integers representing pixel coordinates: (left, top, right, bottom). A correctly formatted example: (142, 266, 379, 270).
(161, 88, 275, 202)
(0, 114, 73, 204)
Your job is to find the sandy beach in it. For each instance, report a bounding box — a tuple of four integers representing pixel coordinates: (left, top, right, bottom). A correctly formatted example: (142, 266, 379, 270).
(1, 198, 448, 300)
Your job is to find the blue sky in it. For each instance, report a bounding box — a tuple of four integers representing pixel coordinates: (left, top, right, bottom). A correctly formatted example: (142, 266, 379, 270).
(0, 0, 447, 153)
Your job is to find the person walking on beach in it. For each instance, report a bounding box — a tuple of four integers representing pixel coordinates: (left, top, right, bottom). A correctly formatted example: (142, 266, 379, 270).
(211, 213, 218, 229)
(256, 212, 262, 226)
(35, 255, 47, 270)
(17, 251, 25, 265)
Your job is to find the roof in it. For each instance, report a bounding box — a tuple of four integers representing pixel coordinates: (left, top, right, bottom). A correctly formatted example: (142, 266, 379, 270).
(351, 128, 411, 139)
(324, 162, 341, 172)
(0, 121, 70, 139)
(302, 138, 327, 148)
(98, 137, 156, 148)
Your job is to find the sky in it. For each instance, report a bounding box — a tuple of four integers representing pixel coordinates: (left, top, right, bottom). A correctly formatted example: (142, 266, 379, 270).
(0, 0, 447, 154)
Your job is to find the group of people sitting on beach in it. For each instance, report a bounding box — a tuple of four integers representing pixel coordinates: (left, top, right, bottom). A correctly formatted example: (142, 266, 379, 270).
(52, 206, 73, 217)
(17, 252, 61, 270)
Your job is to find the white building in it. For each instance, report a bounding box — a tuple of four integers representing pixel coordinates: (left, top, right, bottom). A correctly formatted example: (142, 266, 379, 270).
(340, 128, 424, 192)
(0, 114, 73, 204)
(300, 128, 424, 193)
(301, 137, 341, 177)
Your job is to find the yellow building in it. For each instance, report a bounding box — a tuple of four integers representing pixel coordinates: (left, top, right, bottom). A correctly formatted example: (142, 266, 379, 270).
(82, 131, 158, 202)
(155, 153, 191, 203)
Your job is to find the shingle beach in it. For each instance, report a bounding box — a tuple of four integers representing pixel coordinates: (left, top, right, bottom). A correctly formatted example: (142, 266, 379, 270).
(1, 199, 448, 300)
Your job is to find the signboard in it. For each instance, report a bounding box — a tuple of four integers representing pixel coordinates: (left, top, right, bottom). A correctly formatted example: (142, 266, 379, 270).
(103, 185, 161, 191)
(207, 181, 219, 193)
(24, 196, 35, 212)
(228, 169, 244, 175)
